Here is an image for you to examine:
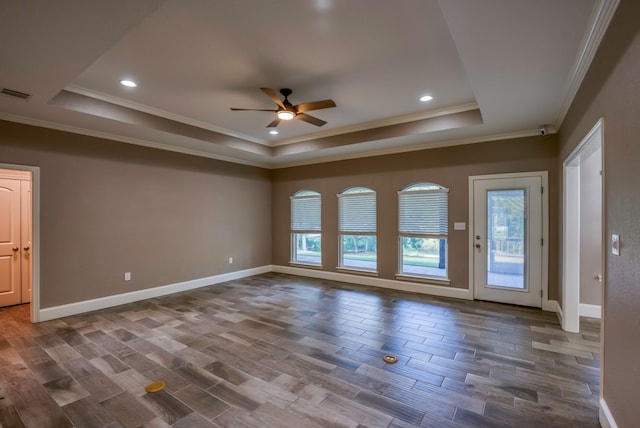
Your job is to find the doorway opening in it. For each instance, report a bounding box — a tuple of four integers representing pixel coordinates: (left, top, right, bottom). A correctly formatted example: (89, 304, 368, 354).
(562, 119, 604, 333)
(0, 164, 39, 322)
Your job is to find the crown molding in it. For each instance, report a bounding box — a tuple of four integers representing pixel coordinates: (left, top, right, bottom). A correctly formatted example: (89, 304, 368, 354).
(272, 129, 549, 169)
(0, 112, 269, 169)
(271, 102, 480, 147)
(65, 84, 267, 146)
(0, 111, 556, 171)
(67, 84, 481, 152)
(554, 0, 620, 129)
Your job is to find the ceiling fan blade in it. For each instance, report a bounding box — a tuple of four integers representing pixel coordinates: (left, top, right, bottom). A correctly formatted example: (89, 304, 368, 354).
(266, 118, 280, 128)
(296, 113, 327, 127)
(260, 88, 286, 109)
(294, 99, 336, 113)
(230, 108, 277, 112)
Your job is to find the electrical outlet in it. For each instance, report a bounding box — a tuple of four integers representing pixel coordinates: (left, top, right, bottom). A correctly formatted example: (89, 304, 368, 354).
(124, 272, 131, 281)
(228, 257, 233, 264)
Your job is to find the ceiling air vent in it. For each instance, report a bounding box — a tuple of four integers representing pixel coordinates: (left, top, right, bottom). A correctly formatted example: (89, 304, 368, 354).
(1, 88, 31, 100)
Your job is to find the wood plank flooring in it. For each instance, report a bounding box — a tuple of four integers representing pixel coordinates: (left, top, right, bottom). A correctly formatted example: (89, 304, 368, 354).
(0, 273, 601, 427)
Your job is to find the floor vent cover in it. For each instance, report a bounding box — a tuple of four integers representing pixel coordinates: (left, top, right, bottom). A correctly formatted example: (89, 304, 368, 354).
(382, 355, 398, 364)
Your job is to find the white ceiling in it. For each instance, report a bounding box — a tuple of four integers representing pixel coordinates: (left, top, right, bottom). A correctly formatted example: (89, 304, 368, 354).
(0, 0, 615, 168)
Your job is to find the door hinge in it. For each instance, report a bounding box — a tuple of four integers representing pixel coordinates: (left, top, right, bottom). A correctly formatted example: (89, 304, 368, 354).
(541, 290, 543, 298)
(541, 238, 544, 246)
(541, 186, 544, 194)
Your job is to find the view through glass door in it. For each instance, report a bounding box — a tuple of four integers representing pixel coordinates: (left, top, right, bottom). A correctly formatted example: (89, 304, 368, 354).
(471, 174, 545, 307)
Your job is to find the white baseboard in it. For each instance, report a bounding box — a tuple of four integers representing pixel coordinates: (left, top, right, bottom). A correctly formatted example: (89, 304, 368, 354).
(542, 299, 558, 312)
(38, 265, 271, 321)
(38, 265, 563, 322)
(271, 265, 472, 300)
(600, 397, 618, 428)
(580, 303, 602, 319)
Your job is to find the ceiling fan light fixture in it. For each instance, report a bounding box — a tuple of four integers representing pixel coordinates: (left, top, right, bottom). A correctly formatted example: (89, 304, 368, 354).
(277, 110, 296, 120)
(230, 88, 335, 128)
(120, 79, 137, 88)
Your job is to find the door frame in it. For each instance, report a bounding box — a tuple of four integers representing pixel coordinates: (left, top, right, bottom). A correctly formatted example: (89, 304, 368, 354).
(562, 118, 604, 333)
(0, 163, 40, 322)
(468, 171, 549, 307)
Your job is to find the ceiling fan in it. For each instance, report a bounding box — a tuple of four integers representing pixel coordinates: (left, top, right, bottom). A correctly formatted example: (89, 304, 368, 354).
(230, 88, 336, 128)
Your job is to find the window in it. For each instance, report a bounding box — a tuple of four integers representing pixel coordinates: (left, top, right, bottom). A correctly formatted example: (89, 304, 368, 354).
(398, 183, 448, 279)
(291, 190, 321, 266)
(338, 187, 377, 271)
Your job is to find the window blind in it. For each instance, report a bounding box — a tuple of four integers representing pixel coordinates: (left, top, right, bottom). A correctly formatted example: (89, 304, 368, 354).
(398, 189, 448, 235)
(291, 194, 321, 231)
(338, 191, 376, 233)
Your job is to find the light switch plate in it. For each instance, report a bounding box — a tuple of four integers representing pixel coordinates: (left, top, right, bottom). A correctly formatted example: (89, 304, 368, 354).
(454, 222, 466, 230)
(611, 234, 620, 256)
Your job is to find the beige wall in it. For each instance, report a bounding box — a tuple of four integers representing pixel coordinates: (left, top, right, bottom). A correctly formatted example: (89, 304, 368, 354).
(0, 120, 272, 308)
(558, 0, 640, 424)
(272, 135, 559, 297)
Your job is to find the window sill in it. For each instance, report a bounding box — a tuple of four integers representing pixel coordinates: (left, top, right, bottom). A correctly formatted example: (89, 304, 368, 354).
(289, 262, 323, 270)
(336, 267, 379, 277)
(395, 274, 451, 286)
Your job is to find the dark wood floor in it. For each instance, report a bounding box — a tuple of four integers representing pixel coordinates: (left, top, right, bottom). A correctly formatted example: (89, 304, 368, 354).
(0, 273, 601, 427)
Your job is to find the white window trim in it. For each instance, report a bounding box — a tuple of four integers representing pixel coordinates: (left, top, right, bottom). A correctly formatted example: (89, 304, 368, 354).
(397, 184, 449, 280)
(338, 188, 377, 273)
(290, 190, 322, 267)
(397, 235, 449, 281)
(397, 188, 449, 196)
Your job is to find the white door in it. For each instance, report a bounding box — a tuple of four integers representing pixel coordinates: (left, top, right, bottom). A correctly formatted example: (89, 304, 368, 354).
(471, 174, 545, 307)
(21, 180, 32, 303)
(0, 178, 22, 307)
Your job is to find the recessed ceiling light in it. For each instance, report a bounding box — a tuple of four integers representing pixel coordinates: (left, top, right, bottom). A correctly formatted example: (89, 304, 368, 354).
(120, 79, 137, 88)
(269, 130, 279, 135)
(420, 95, 433, 102)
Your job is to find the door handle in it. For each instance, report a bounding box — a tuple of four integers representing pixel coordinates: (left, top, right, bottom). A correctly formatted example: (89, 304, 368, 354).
(24, 246, 30, 251)
(12, 247, 19, 251)
(475, 244, 481, 248)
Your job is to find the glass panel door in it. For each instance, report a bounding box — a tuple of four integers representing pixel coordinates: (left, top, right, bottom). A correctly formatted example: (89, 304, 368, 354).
(472, 174, 543, 308)
(487, 189, 526, 289)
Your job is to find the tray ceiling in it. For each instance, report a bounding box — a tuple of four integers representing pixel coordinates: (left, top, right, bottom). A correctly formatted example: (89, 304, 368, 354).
(0, 0, 615, 167)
